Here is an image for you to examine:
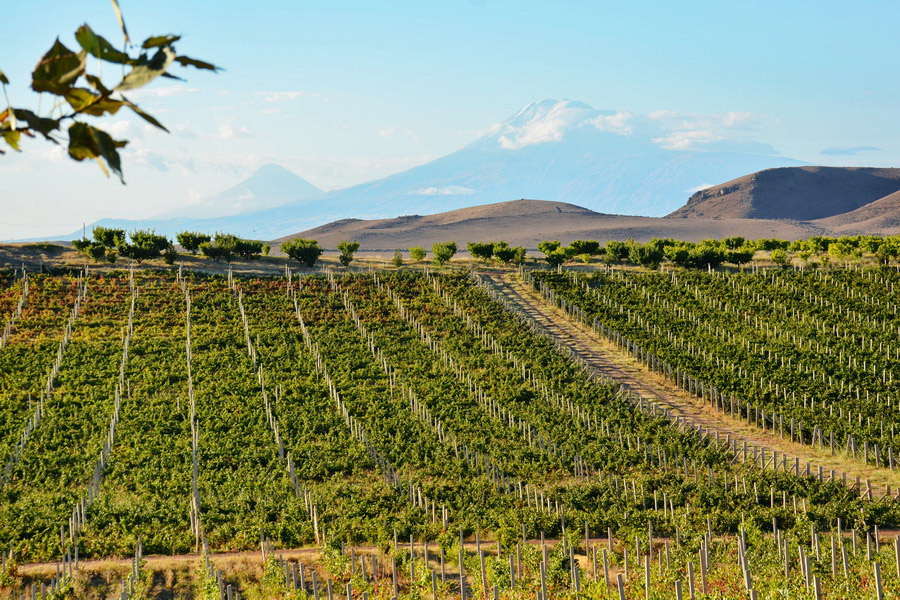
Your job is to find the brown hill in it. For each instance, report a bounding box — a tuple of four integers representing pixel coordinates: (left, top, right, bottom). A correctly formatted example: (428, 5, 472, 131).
(667, 166, 900, 220)
(813, 190, 900, 234)
(275, 199, 825, 252)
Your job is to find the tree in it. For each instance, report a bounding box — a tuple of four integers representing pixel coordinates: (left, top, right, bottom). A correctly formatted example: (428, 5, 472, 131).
(199, 242, 231, 262)
(92, 226, 125, 248)
(432, 241, 457, 266)
(538, 240, 567, 266)
(198, 233, 264, 261)
(72, 225, 124, 262)
(232, 238, 265, 260)
(770, 248, 790, 268)
(409, 246, 426, 262)
(72, 238, 114, 262)
(605, 240, 630, 262)
(118, 229, 170, 263)
(467, 242, 495, 263)
(628, 241, 664, 269)
(722, 236, 746, 250)
(510, 246, 527, 265)
(664, 244, 692, 268)
(726, 249, 755, 266)
(754, 238, 790, 251)
(282, 238, 323, 267)
(537, 240, 560, 257)
(492, 241, 516, 264)
(176, 231, 211, 254)
(0, 2, 219, 181)
(391, 250, 403, 267)
(337, 240, 360, 266)
(568, 239, 600, 256)
(876, 237, 900, 265)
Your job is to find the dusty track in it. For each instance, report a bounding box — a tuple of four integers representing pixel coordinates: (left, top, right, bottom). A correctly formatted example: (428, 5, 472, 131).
(478, 271, 900, 496)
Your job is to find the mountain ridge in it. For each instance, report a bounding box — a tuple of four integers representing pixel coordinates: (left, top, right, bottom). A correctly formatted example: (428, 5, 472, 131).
(668, 166, 900, 220)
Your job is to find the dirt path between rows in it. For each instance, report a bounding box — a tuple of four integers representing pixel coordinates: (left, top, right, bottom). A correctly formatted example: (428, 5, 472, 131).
(478, 271, 900, 497)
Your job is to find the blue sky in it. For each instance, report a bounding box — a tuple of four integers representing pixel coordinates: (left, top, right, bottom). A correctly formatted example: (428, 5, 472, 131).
(2, 0, 899, 239)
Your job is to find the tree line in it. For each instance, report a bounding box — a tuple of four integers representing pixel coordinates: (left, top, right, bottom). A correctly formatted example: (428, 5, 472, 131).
(534, 234, 900, 270)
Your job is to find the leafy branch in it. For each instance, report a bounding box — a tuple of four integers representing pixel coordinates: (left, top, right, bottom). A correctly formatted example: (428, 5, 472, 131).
(0, 0, 219, 182)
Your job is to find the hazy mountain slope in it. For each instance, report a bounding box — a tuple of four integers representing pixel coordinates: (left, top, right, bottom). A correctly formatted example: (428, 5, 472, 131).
(65, 164, 324, 240)
(668, 166, 900, 220)
(313, 99, 802, 220)
(161, 163, 323, 219)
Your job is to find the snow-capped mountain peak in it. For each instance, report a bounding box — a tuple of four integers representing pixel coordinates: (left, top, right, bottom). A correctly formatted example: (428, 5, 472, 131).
(485, 99, 619, 150)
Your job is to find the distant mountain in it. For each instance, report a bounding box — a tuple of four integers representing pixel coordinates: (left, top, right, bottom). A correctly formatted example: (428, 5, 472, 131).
(278, 199, 824, 251)
(159, 163, 323, 219)
(311, 99, 802, 221)
(62, 99, 803, 241)
(63, 164, 323, 240)
(668, 166, 900, 220)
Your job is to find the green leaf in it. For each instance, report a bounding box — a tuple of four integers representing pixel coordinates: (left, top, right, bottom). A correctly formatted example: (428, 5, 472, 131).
(109, 0, 130, 44)
(0, 70, 9, 85)
(173, 55, 220, 71)
(119, 95, 169, 132)
(0, 107, 15, 132)
(2, 128, 21, 152)
(85, 74, 112, 95)
(13, 109, 60, 141)
(31, 39, 87, 95)
(75, 24, 131, 64)
(67, 122, 127, 183)
(115, 47, 175, 91)
(142, 35, 182, 49)
(65, 88, 125, 116)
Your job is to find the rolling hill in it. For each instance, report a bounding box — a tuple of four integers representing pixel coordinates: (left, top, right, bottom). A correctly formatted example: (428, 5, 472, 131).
(277, 199, 825, 250)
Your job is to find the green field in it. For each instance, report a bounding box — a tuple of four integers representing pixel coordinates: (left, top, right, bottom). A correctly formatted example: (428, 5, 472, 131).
(1, 268, 899, 599)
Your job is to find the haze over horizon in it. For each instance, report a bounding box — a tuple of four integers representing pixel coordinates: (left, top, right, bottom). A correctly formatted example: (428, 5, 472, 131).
(2, 0, 899, 240)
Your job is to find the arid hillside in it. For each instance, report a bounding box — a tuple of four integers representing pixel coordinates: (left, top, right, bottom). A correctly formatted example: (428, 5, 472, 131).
(668, 166, 900, 220)
(278, 199, 825, 250)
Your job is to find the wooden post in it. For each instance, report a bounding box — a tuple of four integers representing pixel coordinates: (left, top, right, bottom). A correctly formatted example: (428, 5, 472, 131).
(603, 549, 610, 588)
(644, 555, 650, 600)
(894, 537, 900, 579)
(874, 561, 884, 600)
(700, 547, 708, 595)
(617, 573, 626, 600)
(687, 562, 696, 600)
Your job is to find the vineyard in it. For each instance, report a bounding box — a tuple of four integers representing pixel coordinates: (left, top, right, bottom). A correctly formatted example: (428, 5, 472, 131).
(0, 268, 899, 599)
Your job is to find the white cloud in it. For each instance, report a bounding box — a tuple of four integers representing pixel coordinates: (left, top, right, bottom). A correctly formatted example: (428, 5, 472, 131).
(106, 120, 139, 140)
(378, 127, 420, 144)
(216, 121, 252, 140)
(652, 130, 717, 150)
(407, 185, 475, 196)
(255, 91, 329, 103)
(486, 100, 775, 154)
(587, 111, 635, 135)
(497, 101, 594, 150)
(126, 85, 199, 100)
(686, 183, 716, 194)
